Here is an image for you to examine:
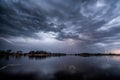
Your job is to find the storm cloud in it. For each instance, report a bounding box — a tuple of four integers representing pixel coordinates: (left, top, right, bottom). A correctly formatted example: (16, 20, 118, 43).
(0, 0, 120, 53)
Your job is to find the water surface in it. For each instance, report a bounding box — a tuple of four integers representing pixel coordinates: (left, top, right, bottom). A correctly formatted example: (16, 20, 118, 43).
(0, 56, 120, 80)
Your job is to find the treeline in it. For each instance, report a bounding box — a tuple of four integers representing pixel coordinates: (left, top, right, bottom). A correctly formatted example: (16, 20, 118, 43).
(0, 50, 66, 58)
(75, 53, 120, 57)
(1, 50, 120, 59)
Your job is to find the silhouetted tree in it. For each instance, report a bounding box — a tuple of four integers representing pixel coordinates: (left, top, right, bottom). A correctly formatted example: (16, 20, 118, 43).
(6, 49, 12, 54)
(16, 51, 22, 54)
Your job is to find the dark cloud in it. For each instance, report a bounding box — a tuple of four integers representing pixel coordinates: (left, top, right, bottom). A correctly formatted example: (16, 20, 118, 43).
(0, 0, 120, 53)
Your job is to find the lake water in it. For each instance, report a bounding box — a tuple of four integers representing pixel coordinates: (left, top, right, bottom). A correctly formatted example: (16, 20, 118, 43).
(0, 56, 120, 80)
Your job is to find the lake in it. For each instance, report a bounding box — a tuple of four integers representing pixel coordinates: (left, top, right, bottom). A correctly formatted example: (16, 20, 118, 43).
(0, 55, 120, 80)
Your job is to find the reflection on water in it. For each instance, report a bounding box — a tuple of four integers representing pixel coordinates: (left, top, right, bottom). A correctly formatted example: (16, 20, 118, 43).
(0, 56, 120, 80)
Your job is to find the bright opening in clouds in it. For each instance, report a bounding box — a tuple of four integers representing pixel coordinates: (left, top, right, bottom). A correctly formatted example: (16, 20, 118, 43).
(1, 0, 120, 53)
(96, 0, 106, 8)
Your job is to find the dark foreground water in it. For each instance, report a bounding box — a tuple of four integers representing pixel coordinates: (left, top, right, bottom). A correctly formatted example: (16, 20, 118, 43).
(0, 56, 120, 80)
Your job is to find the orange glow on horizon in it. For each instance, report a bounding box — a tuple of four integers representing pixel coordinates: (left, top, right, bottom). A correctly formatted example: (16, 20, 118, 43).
(110, 50, 120, 54)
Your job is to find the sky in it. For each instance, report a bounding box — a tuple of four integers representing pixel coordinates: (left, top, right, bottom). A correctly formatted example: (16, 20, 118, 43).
(0, 0, 120, 53)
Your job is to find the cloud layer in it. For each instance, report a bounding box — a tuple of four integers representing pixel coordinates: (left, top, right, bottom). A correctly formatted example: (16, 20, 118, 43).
(0, 0, 120, 53)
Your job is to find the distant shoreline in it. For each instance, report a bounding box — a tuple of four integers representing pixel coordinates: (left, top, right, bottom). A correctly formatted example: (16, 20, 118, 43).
(0, 50, 120, 58)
